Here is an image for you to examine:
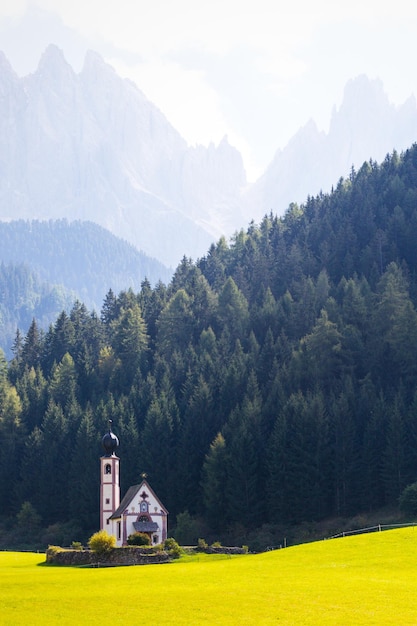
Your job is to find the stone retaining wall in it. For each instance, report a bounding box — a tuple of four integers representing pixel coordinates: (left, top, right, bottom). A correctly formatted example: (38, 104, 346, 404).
(46, 546, 170, 566)
(202, 546, 247, 555)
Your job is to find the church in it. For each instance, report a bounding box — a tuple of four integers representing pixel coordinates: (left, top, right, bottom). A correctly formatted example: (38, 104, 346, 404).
(100, 421, 168, 547)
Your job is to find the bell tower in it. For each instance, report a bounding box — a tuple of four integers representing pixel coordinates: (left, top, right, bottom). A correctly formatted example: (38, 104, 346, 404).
(100, 420, 120, 531)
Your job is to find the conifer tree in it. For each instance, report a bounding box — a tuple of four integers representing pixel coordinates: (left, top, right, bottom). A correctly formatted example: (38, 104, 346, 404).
(201, 432, 229, 532)
(0, 383, 23, 515)
(69, 408, 98, 529)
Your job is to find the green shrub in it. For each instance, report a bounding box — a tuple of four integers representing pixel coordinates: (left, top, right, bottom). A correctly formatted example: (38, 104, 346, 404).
(197, 538, 208, 550)
(41, 520, 83, 548)
(46, 545, 62, 556)
(152, 543, 163, 551)
(88, 530, 116, 554)
(71, 541, 82, 551)
(211, 541, 222, 548)
(16, 501, 42, 532)
(164, 537, 183, 559)
(127, 532, 151, 546)
(45, 545, 64, 563)
(173, 510, 201, 545)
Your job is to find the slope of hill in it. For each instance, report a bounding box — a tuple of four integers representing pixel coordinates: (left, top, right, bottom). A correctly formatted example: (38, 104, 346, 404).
(0, 219, 171, 310)
(0, 218, 172, 357)
(0, 261, 75, 358)
(2, 528, 417, 624)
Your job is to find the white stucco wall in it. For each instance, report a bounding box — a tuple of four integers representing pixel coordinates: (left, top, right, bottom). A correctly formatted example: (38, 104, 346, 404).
(112, 482, 168, 546)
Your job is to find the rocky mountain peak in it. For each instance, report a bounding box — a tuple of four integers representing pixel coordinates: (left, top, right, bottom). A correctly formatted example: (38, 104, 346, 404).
(242, 74, 417, 225)
(36, 44, 75, 80)
(1, 47, 417, 268)
(0, 50, 16, 77)
(0, 46, 248, 267)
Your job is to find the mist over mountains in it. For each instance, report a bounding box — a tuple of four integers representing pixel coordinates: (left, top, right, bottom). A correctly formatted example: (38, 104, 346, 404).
(0, 45, 245, 268)
(0, 45, 417, 268)
(245, 76, 417, 223)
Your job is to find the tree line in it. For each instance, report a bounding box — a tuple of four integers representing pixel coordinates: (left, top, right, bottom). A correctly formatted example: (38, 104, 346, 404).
(2, 145, 417, 545)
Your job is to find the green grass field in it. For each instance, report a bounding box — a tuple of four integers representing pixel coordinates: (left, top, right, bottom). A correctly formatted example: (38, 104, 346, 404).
(2, 527, 417, 625)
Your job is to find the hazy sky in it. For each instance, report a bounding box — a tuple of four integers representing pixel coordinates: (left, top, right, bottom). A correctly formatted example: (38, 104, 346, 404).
(1, 0, 417, 179)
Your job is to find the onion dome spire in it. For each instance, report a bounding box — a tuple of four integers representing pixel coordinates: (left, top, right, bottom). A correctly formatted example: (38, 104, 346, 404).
(102, 419, 119, 457)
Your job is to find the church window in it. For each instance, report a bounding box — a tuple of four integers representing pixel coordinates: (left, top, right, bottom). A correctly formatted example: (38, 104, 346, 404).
(117, 521, 121, 540)
(105, 498, 110, 504)
(105, 464, 111, 475)
(140, 501, 148, 513)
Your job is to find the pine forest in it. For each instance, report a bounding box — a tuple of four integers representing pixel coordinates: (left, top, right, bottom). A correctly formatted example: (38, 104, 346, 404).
(3, 145, 417, 549)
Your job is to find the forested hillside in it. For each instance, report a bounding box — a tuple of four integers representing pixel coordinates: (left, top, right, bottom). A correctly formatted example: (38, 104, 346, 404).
(0, 262, 76, 358)
(2, 145, 417, 547)
(0, 220, 171, 309)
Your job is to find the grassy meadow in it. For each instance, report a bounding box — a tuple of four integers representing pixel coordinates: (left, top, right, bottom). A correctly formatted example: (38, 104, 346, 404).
(2, 527, 417, 625)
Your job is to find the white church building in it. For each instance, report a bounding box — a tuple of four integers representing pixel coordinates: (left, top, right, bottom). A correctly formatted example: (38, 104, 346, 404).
(100, 421, 168, 547)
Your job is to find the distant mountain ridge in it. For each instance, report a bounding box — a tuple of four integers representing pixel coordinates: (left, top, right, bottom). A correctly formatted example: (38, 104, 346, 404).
(1, 46, 417, 267)
(0, 219, 171, 310)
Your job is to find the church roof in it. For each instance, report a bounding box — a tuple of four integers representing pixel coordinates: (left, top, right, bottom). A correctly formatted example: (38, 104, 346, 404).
(109, 485, 139, 520)
(109, 480, 168, 520)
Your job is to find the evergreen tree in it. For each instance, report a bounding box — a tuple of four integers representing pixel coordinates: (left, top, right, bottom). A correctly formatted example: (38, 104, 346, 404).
(223, 406, 260, 529)
(266, 406, 288, 523)
(21, 319, 42, 370)
(201, 432, 229, 532)
(272, 391, 329, 523)
(68, 408, 99, 529)
(0, 383, 23, 515)
(15, 366, 47, 432)
(101, 289, 118, 328)
(217, 277, 249, 343)
(36, 400, 70, 522)
(140, 393, 176, 512)
(111, 302, 148, 385)
(49, 352, 79, 409)
(369, 263, 417, 387)
(292, 309, 343, 393)
(177, 376, 216, 515)
(383, 392, 408, 502)
(328, 385, 359, 516)
(156, 289, 194, 358)
(47, 311, 76, 368)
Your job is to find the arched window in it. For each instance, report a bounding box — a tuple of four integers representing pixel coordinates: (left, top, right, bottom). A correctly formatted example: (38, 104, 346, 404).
(138, 514, 149, 523)
(105, 464, 111, 475)
(140, 501, 148, 513)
